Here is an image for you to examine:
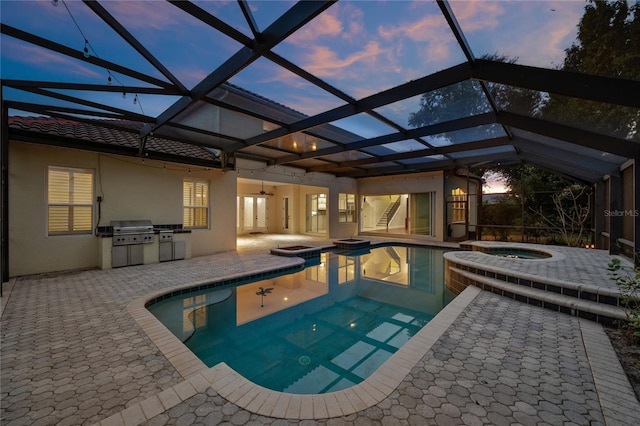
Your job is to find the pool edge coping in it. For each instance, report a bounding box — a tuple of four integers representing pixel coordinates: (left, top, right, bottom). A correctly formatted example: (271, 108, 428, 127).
(107, 278, 481, 424)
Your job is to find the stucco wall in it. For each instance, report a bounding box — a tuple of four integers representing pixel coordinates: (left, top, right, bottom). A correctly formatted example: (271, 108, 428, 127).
(8, 141, 235, 277)
(358, 171, 445, 240)
(235, 159, 358, 238)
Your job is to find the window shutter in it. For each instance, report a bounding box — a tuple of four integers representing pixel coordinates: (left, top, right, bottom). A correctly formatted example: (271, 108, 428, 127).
(48, 167, 93, 234)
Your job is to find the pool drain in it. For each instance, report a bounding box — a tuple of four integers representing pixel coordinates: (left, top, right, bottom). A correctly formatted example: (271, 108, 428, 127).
(298, 355, 311, 366)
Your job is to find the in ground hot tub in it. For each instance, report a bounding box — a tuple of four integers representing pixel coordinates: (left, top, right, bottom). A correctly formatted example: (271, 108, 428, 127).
(486, 248, 551, 259)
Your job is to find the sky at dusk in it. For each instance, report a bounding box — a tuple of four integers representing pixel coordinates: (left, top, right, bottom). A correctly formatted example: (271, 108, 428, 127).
(4, 0, 617, 193)
(1, 1, 590, 125)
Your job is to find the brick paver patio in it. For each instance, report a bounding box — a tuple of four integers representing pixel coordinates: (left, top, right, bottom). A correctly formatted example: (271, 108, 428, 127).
(1, 236, 638, 425)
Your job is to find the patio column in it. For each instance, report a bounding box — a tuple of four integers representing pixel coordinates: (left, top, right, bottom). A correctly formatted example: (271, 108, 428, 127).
(593, 181, 606, 249)
(633, 160, 639, 267)
(608, 174, 623, 256)
(1, 98, 8, 288)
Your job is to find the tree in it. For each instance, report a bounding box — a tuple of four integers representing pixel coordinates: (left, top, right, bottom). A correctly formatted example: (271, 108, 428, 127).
(407, 54, 543, 132)
(531, 184, 592, 247)
(544, 0, 640, 141)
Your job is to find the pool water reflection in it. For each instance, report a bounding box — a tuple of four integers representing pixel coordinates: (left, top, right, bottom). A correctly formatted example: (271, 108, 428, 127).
(149, 245, 455, 394)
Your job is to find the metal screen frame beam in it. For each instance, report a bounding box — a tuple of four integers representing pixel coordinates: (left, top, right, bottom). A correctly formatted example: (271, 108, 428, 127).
(1, 24, 173, 89)
(473, 59, 640, 109)
(233, 62, 473, 151)
(511, 137, 621, 179)
(2, 80, 180, 95)
(306, 137, 510, 173)
(335, 151, 518, 178)
(141, 1, 335, 139)
(497, 112, 639, 158)
(275, 112, 496, 165)
(83, 0, 187, 93)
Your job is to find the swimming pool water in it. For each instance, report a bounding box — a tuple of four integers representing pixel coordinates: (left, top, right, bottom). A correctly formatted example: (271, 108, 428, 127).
(149, 245, 455, 394)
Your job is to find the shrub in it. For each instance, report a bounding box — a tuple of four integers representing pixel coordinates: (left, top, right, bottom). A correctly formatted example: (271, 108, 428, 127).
(608, 258, 640, 342)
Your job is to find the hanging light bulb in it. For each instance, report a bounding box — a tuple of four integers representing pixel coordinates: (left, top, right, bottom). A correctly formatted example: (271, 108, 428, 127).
(51, 0, 59, 7)
(133, 94, 138, 105)
(107, 73, 112, 85)
(122, 92, 126, 99)
(83, 40, 90, 58)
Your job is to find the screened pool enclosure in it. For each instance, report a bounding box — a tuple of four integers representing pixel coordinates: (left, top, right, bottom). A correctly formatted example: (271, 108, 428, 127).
(1, 0, 639, 282)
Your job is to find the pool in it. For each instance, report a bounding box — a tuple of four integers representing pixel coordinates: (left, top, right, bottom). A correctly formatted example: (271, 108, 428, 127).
(148, 245, 455, 394)
(486, 248, 551, 259)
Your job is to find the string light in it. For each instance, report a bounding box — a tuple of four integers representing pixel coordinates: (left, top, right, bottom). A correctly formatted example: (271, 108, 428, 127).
(54, 0, 145, 115)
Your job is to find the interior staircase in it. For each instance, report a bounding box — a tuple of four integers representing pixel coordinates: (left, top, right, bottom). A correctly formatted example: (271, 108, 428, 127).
(376, 197, 402, 228)
(385, 246, 402, 274)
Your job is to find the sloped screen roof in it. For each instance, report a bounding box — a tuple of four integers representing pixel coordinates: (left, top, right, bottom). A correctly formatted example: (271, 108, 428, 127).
(1, 0, 638, 182)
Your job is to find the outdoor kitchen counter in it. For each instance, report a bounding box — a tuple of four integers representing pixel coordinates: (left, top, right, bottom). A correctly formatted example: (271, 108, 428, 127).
(97, 229, 191, 270)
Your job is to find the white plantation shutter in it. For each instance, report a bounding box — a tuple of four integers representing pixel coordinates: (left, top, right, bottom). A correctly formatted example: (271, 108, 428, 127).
(48, 167, 93, 234)
(183, 179, 209, 228)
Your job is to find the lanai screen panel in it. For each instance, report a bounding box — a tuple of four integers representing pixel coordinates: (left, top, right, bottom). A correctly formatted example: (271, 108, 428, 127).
(1, 0, 638, 182)
(271, 1, 468, 99)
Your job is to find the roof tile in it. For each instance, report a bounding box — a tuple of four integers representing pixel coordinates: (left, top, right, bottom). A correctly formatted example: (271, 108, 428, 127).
(8, 116, 219, 162)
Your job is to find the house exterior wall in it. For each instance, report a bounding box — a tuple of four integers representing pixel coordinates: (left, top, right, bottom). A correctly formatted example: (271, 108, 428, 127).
(357, 171, 445, 240)
(8, 140, 479, 277)
(8, 141, 236, 277)
(444, 173, 481, 238)
(235, 159, 358, 238)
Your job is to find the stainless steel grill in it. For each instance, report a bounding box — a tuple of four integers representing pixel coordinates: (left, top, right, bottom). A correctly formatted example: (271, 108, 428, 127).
(111, 220, 154, 246)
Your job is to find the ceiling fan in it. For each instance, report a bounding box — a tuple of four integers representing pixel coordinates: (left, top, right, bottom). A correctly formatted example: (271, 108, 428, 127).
(251, 181, 274, 196)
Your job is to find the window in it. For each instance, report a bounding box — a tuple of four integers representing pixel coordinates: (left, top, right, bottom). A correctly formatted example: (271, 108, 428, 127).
(451, 188, 467, 223)
(337, 255, 355, 284)
(409, 192, 434, 236)
(47, 167, 93, 235)
(183, 295, 207, 333)
(183, 179, 209, 228)
(305, 252, 327, 283)
(339, 193, 356, 223)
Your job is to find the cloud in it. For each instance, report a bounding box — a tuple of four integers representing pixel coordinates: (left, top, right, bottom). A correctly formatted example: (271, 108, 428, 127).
(376, 8, 468, 67)
(102, 1, 185, 31)
(288, 9, 343, 42)
(449, 0, 504, 32)
(482, 1, 584, 67)
(2, 39, 103, 79)
(287, 2, 365, 45)
(301, 41, 388, 79)
(172, 66, 210, 89)
(378, 14, 447, 43)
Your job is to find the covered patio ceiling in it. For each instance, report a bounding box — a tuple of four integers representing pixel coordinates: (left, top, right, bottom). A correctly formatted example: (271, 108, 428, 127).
(1, 0, 639, 183)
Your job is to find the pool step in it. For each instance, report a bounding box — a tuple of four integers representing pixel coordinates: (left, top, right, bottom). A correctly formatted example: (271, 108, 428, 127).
(449, 267, 627, 325)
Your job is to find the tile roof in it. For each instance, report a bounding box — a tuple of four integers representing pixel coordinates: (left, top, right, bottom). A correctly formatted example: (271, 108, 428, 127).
(8, 116, 220, 163)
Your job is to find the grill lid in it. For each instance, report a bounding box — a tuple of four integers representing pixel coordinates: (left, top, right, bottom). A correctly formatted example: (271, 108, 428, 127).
(111, 220, 153, 234)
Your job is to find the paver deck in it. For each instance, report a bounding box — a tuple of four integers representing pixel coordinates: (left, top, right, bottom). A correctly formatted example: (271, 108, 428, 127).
(1, 235, 638, 425)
